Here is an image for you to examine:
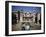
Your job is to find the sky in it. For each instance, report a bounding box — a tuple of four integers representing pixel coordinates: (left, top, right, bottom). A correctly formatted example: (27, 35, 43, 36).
(12, 6, 41, 13)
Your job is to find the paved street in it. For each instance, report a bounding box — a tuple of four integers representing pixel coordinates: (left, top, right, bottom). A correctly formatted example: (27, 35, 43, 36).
(12, 22, 41, 31)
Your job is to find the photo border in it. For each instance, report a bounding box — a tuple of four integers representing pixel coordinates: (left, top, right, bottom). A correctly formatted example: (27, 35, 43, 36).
(5, 1, 45, 36)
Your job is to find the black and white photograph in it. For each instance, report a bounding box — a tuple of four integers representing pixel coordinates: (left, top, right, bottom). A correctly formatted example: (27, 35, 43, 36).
(5, 1, 45, 36)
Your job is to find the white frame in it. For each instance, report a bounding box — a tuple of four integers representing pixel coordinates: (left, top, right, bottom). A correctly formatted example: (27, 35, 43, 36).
(9, 3, 44, 35)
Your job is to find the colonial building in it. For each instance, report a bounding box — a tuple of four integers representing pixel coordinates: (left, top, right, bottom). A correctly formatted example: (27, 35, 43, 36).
(12, 11, 41, 25)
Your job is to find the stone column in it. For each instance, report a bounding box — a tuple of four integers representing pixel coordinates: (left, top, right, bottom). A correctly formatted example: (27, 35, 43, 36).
(20, 13, 22, 22)
(37, 13, 40, 24)
(33, 13, 35, 23)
